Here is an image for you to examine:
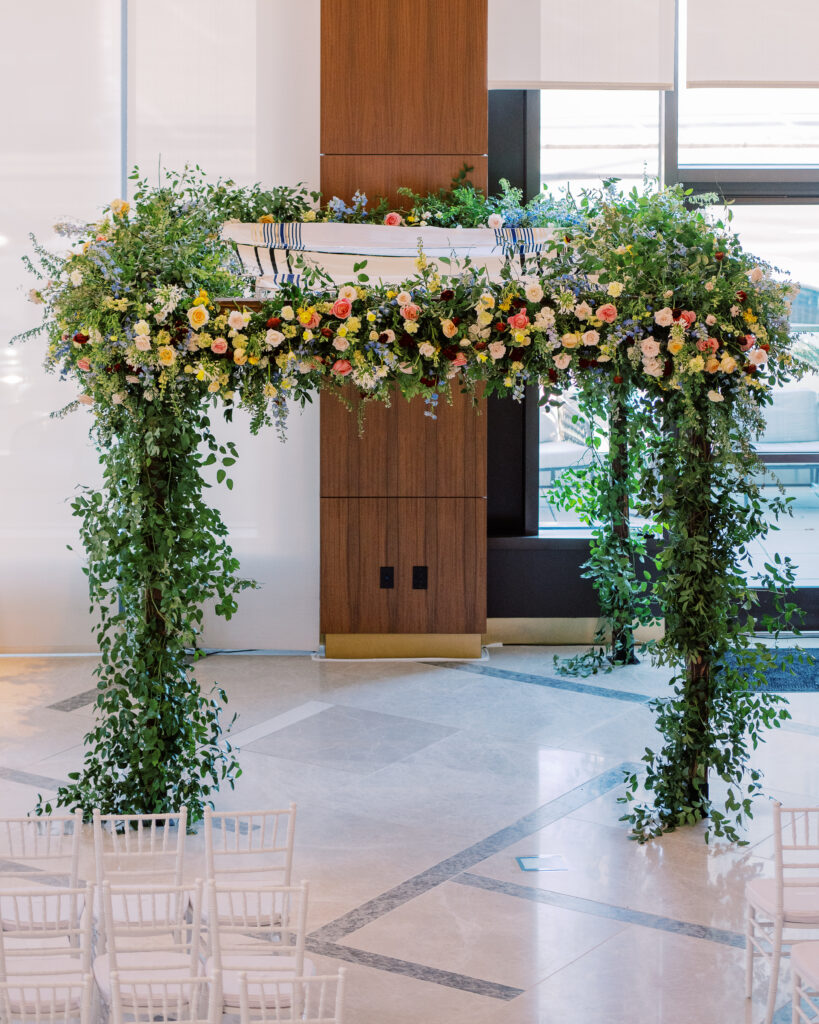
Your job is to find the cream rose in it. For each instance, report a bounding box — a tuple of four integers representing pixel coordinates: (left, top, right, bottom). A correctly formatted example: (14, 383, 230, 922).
(187, 306, 209, 330)
(654, 308, 674, 327)
(524, 282, 543, 303)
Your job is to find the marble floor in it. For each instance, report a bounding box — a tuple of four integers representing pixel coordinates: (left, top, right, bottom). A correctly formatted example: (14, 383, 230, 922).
(2, 645, 819, 1023)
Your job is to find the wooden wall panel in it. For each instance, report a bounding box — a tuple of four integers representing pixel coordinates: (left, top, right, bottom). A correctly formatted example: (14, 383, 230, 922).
(321, 0, 487, 156)
(320, 498, 486, 634)
(321, 387, 486, 498)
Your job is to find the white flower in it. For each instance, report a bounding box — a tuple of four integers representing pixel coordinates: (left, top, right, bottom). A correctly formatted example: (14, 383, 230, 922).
(654, 308, 674, 327)
(134, 320, 151, 336)
(707, 389, 725, 402)
(69, 270, 83, 287)
(574, 301, 592, 321)
(418, 342, 436, 358)
(524, 282, 543, 303)
(396, 291, 412, 307)
(332, 337, 349, 351)
(265, 329, 285, 348)
(487, 213, 504, 229)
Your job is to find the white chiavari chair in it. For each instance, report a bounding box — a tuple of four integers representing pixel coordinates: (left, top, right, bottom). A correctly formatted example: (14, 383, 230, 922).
(205, 881, 312, 1011)
(0, 814, 84, 928)
(204, 806, 296, 885)
(92, 808, 187, 951)
(109, 971, 220, 1024)
(0, 974, 93, 1024)
(92, 880, 203, 1009)
(238, 970, 346, 1024)
(0, 886, 94, 1020)
(746, 803, 819, 1024)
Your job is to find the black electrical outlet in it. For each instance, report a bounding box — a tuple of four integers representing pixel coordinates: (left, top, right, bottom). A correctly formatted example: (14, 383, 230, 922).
(379, 566, 394, 589)
(412, 565, 428, 590)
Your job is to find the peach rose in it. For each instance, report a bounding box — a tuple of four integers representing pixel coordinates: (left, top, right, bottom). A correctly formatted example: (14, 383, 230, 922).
(441, 319, 458, 339)
(227, 310, 247, 331)
(582, 330, 600, 346)
(507, 312, 529, 330)
(748, 349, 769, 366)
(705, 356, 720, 373)
(332, 359, 353, 375)
(451, 352, 467, 367)
(553, 352, 572, 370)
(77, 359, 91, 371)
(667, 339, 685, 356)
(654, 308, 674, 327)
(384, 212, 403, 226)
(400, 303, 420, 321)
(135, 337, 151, 352)
(597, 304, 617, 323)
(332, 299, 352, 319)
(211, 338, 228, 354)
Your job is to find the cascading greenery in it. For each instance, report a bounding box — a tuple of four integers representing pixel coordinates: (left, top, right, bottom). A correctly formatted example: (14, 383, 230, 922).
(19, 169, 806, 838)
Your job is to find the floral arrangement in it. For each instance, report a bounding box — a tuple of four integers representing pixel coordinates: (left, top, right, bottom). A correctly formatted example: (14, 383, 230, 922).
(19, 170, 805, 838)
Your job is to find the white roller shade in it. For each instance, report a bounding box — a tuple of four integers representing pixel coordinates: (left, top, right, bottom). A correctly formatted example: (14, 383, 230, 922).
(687, 0, 819, 87)
(488, 0, 675, 89)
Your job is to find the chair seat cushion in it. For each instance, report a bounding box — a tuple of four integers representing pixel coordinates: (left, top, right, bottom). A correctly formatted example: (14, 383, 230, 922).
(793, 941, 819, 986)
(206, 954, 315, 1006)
(93, 951, 200, 1001)
(746, 878, 819, 923)
(0, 980, 86, 1013)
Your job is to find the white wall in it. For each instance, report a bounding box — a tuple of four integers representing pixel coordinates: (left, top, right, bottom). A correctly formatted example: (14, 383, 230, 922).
(0, 0, 322, 653)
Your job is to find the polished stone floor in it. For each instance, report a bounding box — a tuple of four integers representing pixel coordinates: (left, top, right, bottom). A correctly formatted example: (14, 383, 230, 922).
(2, 645, 819, 1023)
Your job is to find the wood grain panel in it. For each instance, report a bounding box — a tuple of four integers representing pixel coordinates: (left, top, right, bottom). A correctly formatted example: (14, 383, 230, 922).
(320, 155, 487, 209)
(320, 498, 486, 634)
(321, 387, 486, 498)
(321, 0, 487, 156)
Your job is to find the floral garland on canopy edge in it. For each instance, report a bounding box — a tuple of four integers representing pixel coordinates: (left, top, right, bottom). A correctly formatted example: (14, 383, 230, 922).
(19, 171, 806, 840)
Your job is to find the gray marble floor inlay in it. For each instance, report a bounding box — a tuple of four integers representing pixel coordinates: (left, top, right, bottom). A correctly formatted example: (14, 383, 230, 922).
(310, 762, 640, 944)
(0, 766, 64, 791)
(430, 661, 650, 704)
(48, 688, 98, 712)
(246, 704, 456, 774)
(456, 872, 745, 949)
(306, 937, 523, 1001)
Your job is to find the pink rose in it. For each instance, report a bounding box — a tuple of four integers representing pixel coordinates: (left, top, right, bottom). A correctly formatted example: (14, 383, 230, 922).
(332, 299, 352, 320)
(696, 339, 710, 352)
(488, 341, 506, 361)
(706, 337, 719, 352)
(451, 352, 467, 367)
(654, 307, 674, 327)
(77, 359, 91, 371)
(740, 334, 756, 351)
(135, 337, 151, 352)
(553, 352, 572, 370)
(400, 303, 420, 321)
(383, 212, 403, 226)
(507, 312, 529, 330)
(676, 310, 696, 328)
(332, 359, 353, 376)
(582, 330, 600, 346)
(227, 310, 246, 331)
(211, 338, 228, 354)
(641, 339, 660, 358)
(748, 349, 769, 367)
(597, 304, 617, 323)
(307, 311, 321, 330)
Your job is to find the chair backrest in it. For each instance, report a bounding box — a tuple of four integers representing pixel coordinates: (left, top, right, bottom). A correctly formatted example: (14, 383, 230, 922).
(238, 971, 346, 1024)
(773, 803, 819, 906)
(0, 886, 92, 979)
(93, 808, 187, 890)
(204, 806, 296, 884)
(0, 975, 93, 1024)
(101, 879, 202, 973)
(0, 813, 83, 887)
(207, 880, 308, 971)
(109, 972, 220, 1024)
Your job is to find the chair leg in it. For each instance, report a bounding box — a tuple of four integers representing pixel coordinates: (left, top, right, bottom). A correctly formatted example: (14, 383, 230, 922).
(765, 918, 784, 1024)
(792, 964, 800, 1024)
(746, 904, 755, 999)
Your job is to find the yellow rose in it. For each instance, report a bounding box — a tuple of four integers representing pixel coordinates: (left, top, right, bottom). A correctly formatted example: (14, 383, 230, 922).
(304, 210, 317, 222)
(667, 339, 685, 355)
(479, 293, 495, 309)
(157, 346, 176, 366)
(258, 214, 275, 224)
(477, 311, 493, 327)
(208, 381, 220, 392)
(187, 306, 209, 330)
(264, 383, 278, 398)
(110, 198, 130, 218)
(720, 354, 737, 373)
(607, 282, 624, 298)
(234, 349, 248, 365)
(688, 355, 705, 373)
(705, 356, 720, 373)
(562, 332, 581, 349)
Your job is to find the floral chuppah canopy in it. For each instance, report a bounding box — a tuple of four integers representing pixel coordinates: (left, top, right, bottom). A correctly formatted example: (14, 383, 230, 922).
(20, 171, 803, 842)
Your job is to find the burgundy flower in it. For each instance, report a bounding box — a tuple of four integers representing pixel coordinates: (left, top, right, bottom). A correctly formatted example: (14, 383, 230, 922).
(736, 291, 747, 302)
(548, 369, 558, 382)
(440, 289, 454, 301)
(441, 346, 458, 361)
(266, 316, 282, 328)
(420, 376, 437, 387)
(73, 332, 89, 345)
(511, 296, 527, 309)
(320, 328, 333, 338)
(613, 375, 623, 384)
(451, 316, 461, 326)
(493, 322, 507, 333)
(714, 251, 724, 261)
(474, 341, 487, 351)
(510, 347, 525, 361)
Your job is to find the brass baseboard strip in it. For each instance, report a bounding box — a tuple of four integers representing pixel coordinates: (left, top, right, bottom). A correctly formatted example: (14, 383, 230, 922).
(324, 633, 483, 660)
(483, 618, 664, 646)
